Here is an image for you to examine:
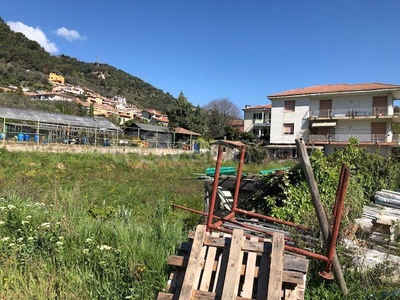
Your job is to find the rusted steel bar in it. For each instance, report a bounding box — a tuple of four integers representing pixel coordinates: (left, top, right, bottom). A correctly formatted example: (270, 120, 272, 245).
(296, 138, 348, 294)
(324, 164, 349, 274)
(213, 211, 234, 227)
(332, 163, 346, 218)
(172, 203, 287, 240)
(209, 224, 329, 262)
(232, 145, 246, 213)
(206, 145, 223, 232)
(234, 208, 310, 231)
(173, 203, 331, 262)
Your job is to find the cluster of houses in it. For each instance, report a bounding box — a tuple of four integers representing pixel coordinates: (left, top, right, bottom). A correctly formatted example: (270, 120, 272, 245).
(26, 73, 169, 127)
(243, 83, 400, 158)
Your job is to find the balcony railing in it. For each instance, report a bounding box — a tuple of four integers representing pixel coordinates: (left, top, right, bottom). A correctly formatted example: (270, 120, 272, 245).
(309, 106, 389, 118)
(309, 133, 388, 143)
(252, 121, 271, 128)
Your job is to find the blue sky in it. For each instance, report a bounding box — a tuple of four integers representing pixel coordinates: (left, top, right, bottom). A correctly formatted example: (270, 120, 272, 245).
(2, 0, 400, 110)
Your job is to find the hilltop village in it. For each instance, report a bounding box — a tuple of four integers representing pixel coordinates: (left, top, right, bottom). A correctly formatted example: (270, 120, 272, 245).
(13, 72, 169, 127)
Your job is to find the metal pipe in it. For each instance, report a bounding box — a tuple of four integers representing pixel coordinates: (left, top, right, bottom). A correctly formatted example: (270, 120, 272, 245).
(232, 145, 246, 213)
(234, 208, 310, 231)
(332, 164, 346, 218)
(206, 145, 224, 232)
(208, 224, 329, 262)
(324, 164, 349, 273)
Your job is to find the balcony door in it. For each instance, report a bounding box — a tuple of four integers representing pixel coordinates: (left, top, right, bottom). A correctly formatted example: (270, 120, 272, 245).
(371, 122, 386, 142)
(319, 100, 332, 117)
(373, 96, 387, 116)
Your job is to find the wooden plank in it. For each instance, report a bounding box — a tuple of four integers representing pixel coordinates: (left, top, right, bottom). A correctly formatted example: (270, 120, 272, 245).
(157, 292, 173, 300)
(192, 290, 252, 300)
(256, 241, 271, 299)
(283, 256, 309, 273)
(267, 233, 285, 300)
(199, 232, 219, 291)
(222, 229, 245, 300)
(282, 270, 306, 285)
(213, 235, 231, 297)
(178, 225, 207, 300)
(168, 255, 186, 268)
(241, 236, 258, 298)
(193, 245, 207, 290)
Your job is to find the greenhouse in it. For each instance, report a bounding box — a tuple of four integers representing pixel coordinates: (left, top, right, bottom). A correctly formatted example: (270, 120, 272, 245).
(0, 107, 120, 145)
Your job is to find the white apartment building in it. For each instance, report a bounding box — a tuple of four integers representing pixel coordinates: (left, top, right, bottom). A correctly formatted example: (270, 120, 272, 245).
(242, 104, 271, 140)
(266, 83, 400, 158)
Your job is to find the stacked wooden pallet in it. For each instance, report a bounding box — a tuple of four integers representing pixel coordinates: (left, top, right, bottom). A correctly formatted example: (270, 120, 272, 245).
(157, 225, 309, 300)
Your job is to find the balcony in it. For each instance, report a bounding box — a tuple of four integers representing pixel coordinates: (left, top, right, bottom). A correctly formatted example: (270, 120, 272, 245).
(308, 133, 389, 144)
(252, 121, 271, 128)
(309, 106, 389, 119)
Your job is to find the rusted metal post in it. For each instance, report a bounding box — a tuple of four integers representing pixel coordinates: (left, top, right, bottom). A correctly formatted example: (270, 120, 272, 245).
(234, 208, 310, 231)
(324, 164, 349, 274)
(296, 138, 348, 295)
(206, 145, 224, 232)
(232, 145, 246, 214)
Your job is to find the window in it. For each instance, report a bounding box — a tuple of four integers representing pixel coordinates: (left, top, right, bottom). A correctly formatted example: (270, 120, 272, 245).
(283, 123, 294, 134)
(253, 113, 262, 120)
(284, 100, 295, 112)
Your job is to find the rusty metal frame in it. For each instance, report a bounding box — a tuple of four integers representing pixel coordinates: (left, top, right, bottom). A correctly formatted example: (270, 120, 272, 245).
(172, 144, 348, 277)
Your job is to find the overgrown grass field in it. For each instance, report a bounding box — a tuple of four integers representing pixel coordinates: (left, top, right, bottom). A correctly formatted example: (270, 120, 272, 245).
(1, 145, 399, 300)
(0, 149, 287, 299)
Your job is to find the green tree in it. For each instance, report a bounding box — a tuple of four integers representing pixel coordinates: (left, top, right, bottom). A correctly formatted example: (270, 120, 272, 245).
(89, 103, 94, 117)
(166, 91, 207, 134)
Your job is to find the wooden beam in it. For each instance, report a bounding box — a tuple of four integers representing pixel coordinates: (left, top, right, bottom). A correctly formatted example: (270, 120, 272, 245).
(267, 233, 285, 300)
(221, 229, 245, 300)
(178, 225, 207, 300)
(295, 138, 348, 295)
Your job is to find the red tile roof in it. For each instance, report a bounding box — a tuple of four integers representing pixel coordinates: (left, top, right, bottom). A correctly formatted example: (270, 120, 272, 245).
(268, 83, 400, 98)
(174, 127, 201, 136)
(243, 104, 272, 110)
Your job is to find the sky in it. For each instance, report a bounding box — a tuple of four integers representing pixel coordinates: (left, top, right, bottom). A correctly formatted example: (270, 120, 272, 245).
(2, 0, 400, 111)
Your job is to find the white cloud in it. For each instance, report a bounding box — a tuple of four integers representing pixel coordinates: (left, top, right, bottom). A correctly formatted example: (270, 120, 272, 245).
(7, 21, 58, 54)
(54, 27, 86, 42)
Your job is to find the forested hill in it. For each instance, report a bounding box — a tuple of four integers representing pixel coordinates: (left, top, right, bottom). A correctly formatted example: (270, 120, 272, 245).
(0, 17, 176, 112)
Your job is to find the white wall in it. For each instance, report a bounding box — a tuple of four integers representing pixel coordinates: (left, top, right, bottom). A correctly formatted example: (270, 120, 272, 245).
(270, 97, 309, 144)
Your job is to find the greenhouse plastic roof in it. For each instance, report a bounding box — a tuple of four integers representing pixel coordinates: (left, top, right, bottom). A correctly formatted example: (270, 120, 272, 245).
(0, 107, 120, 130)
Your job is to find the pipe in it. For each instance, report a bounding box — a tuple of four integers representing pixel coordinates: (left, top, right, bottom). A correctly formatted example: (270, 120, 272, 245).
(325, 164, 349, 273)
(234, 208, 310, 231)
(208, 224, 329, 262)
(232, 145, 246, 213)
(206, 145, 224, 232)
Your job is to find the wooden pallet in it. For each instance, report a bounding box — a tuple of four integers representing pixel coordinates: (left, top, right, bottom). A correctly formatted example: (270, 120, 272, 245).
(158, 225, 308, 300)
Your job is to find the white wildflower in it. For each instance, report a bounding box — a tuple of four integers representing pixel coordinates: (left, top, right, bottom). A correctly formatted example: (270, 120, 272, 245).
(83, 248, 89, 254)
(27, 237, 34, 241)
(26, 215, 32, 219)
(56, 241, 63, 246)
(7, 205, 16, 210)
(8, 243, 15, 247)
(41, 222, 51, 228)
(85, 238, 93, 243)
(21, 220, 29, 225)
(59, 236, 64, 240)
(98, 245, 112, 251)
(17, 238, 23, 243)
(0, 206, 6, 210)
(0, 221, 5, 226)
(2, 237, 10, 242)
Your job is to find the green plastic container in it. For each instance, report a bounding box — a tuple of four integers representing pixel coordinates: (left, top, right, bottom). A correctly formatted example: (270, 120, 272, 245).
(205, 166, 236, 177)
(259, 167, 289, 176)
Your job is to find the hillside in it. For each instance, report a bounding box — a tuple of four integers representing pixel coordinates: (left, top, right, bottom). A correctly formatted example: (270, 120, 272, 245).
(0, 17, 175, 112)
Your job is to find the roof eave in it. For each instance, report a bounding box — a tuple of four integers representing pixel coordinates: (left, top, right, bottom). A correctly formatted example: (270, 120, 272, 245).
(268, 88, 400, 100)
